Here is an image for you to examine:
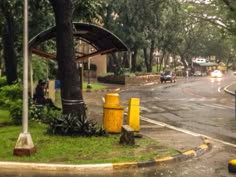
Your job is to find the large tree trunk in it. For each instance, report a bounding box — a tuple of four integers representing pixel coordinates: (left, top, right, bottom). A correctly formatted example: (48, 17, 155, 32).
(131, 47, 138, 72)
(49, 0, 85, 114)
(143, 40, 155, 73)
(0, 2, 17, 84)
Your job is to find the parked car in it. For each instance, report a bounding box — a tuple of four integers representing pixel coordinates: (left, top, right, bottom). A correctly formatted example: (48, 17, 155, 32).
(210, 70, 223, 78)
(160, 71, 176, 83)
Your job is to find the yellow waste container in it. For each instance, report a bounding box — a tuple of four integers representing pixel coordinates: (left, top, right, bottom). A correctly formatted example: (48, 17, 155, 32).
(128, 98, 140, 132)
(103, 93, 124, 133)
(105, 93, 119, 105)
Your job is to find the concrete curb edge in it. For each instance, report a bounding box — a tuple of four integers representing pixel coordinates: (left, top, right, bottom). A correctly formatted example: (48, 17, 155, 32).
(223, 82, 236, 95)
(113, 138, 211, 169)
(0, 139, 211, 172)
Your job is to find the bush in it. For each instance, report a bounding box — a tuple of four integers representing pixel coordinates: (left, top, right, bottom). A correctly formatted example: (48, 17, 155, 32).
(47, 113, 106, 136)
(0, 83, 22, 107)
(29, 101, 48, 122)
(0, 77, 7, 87)
(97, 75, 125, 85)
(0, 83, 50, 125)
(9, 99, 22, 125)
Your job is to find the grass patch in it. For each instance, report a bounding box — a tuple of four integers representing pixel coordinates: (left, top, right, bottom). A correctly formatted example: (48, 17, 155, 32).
(0, 109, 178, 164)
(82, 82, 106, 90)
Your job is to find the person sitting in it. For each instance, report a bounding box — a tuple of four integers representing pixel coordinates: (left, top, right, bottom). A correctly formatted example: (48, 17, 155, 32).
(34, 80, 61, 110)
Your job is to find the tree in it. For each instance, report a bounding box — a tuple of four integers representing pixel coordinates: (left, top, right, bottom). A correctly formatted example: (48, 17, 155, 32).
(0, 1, 20, 84)
(49, 0, 85, 115)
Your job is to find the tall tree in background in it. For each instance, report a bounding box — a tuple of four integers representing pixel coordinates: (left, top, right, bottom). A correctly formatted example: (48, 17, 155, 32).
(0, 1, 20, 84)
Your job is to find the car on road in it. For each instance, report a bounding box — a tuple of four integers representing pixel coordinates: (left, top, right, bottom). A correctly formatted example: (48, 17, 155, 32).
(160, 71, 176, 83)
(210, 70, 223, 78)
(193, 71, 202, 77)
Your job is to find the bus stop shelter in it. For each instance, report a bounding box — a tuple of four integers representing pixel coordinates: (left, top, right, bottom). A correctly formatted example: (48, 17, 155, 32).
(28, 22, 128, 96)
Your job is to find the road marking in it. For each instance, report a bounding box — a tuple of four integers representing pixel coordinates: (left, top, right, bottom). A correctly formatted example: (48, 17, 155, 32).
(140, 106, 152, 112)
(201, 103, 225, 109)
(140, 116, 236, 148)
(211, 103, 234, 109)
(151, 105, 165, 112)
(218, 87, 221, 92)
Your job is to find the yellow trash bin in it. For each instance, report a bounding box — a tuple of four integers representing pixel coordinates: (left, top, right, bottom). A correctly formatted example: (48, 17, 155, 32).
(105, 93, 119, 105)
(103, 93, 124, 133)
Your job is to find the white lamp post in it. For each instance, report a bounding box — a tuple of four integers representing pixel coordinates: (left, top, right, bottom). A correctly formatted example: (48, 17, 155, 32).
(13, 0, 36, 156)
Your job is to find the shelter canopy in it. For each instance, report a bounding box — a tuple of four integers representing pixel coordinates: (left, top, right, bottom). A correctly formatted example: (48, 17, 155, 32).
(29, 22, 128, 61)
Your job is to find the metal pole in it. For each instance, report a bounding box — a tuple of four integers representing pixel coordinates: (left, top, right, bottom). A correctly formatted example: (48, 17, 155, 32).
(29, 50, 34, 98)
(13, 0, 36, 156)
(22, 0, 29, 133)
(88, 57, 90, 84)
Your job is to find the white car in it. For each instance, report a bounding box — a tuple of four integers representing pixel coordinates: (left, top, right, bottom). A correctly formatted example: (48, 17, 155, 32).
(211, 70, 223, 78)
(193, 71, 202, 76)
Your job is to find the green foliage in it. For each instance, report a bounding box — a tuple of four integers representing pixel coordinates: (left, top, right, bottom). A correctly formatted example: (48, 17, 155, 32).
(0, 77, 7, 87)
(9, 99, 22, 125)
(29, 103, 47, 122)
(0, 83, 22, 106)
(47, 113, 106, 136)
(0, 83, 22, 124)
(72, 0, 104, 23)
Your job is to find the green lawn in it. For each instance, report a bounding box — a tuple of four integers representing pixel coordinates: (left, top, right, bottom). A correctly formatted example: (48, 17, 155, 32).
(82, 82, 106, 90)
(0, 108, 178, 164)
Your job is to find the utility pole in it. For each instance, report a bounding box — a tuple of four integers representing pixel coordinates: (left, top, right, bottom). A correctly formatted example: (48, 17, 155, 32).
(13, 0, 36, 156)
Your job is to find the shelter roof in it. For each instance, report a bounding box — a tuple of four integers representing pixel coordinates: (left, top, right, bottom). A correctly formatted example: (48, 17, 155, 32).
(29, 22, 128, 61)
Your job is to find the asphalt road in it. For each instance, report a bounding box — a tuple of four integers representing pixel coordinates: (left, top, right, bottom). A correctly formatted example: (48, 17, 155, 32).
(119, 72, 236, 177)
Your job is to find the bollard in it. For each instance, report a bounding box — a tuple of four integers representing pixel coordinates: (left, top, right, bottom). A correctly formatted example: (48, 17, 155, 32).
(103, 93, 124, 133)
(128, 98, 140, 132)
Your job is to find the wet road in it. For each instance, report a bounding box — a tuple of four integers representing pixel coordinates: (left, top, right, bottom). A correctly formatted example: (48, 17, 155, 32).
(120, 73, 236, 143)
(119, 73, 236, 176)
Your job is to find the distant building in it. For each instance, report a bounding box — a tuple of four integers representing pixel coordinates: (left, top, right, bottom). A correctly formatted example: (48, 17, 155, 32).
(192, 57, 218, 75)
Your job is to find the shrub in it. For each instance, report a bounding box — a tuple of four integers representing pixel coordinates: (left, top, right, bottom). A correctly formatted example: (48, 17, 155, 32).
(0, 77, 7, 87)
(9, 99, 22, 125)
(47, 113, 106, 136)
(97, 75, 125, 85)
(29, 102, 48, 122)
(0, 83, 22, 107)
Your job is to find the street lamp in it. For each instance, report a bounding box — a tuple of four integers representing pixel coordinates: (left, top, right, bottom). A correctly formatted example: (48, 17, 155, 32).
(13, 0, 36, 156)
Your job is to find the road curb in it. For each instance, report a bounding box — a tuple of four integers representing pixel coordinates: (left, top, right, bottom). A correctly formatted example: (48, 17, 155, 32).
(0, 139, 211, 172)
(224, 82, 236, 95)
(113, 138, 211, 169)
